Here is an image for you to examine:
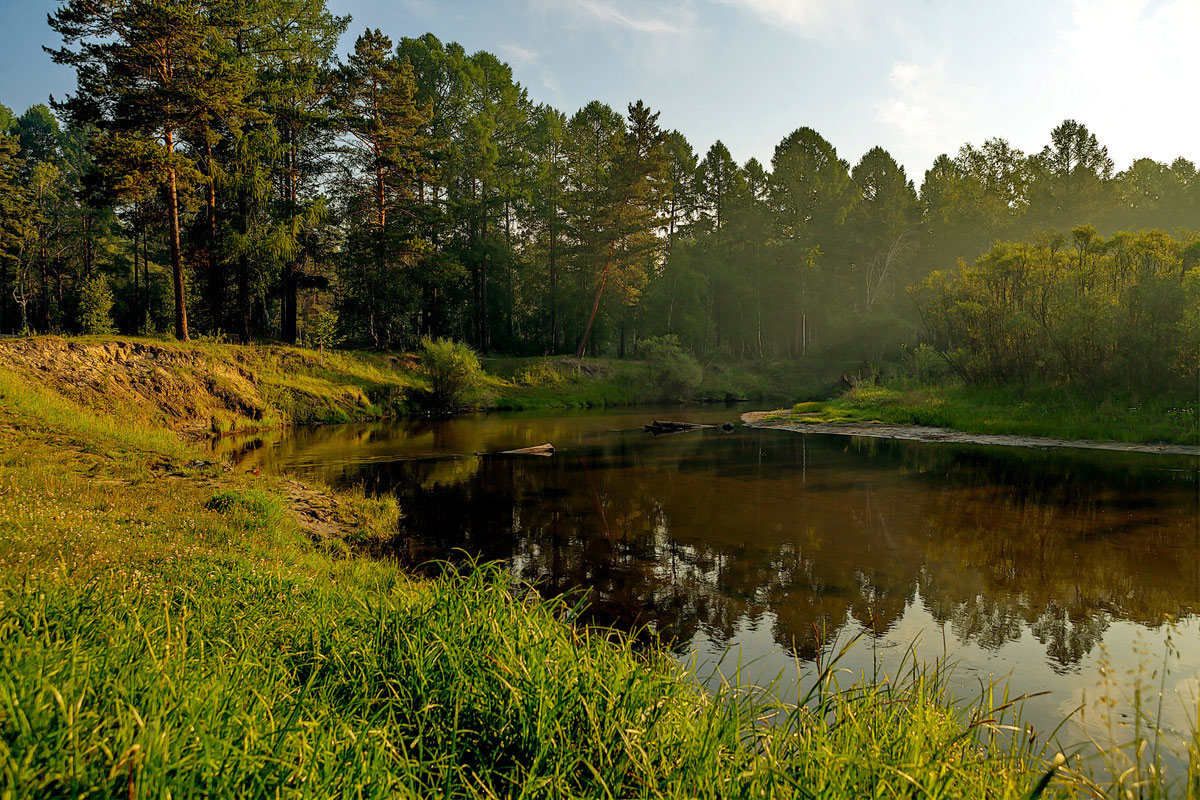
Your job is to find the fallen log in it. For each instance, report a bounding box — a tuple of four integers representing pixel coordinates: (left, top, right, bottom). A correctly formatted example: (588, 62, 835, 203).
(644, 420, 705, 435)
(497, 443, 556, 456)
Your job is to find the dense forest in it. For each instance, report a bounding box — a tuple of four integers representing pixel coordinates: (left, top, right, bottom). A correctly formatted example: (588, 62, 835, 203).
(1, 0, 1198, 376)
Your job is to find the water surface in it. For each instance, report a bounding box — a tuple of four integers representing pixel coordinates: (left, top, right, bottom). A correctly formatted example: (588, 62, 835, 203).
(215, 406, 1200, 760)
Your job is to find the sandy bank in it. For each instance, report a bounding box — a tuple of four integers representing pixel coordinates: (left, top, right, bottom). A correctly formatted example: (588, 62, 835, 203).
(741, 411, 1200, 457)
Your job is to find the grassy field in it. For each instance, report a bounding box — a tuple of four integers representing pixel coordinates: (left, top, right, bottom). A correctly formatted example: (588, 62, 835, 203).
(1, 338, 1196, 797)
(778, 381, 1200, 445)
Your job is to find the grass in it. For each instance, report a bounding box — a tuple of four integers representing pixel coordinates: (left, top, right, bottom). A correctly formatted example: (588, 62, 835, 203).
(779, 381, 1200, 445)
(484, 356, 822, 411)
(3, 340, 1200, 796)
(0, 336, 823, 436)
(0, 360, 1069, 797)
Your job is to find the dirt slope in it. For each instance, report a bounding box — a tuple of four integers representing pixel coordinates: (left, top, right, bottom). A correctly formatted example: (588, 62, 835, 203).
(0, 337, 414, 438)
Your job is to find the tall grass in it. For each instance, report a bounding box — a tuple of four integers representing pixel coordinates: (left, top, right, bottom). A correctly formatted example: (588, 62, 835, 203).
(1, 559, 1076, 799)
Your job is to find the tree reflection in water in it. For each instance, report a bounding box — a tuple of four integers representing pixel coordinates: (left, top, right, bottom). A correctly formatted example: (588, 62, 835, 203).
(275, 421, 1200, 672)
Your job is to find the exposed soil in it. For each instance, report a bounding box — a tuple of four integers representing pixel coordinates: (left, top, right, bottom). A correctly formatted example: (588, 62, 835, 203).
(741, 411, 1200, 456)
(1, 337, 269, 437)
(279, 478, 368, 541)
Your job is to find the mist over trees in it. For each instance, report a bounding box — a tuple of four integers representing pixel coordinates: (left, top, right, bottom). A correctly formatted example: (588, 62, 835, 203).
(1, 0, 1198, 377)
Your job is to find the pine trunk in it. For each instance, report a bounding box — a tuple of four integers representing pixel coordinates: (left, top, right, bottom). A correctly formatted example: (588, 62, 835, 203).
(282, 146, 300, 344)
(205, 137, 220, 328)
(576, 257, 611, 359)
(164, 126, 189, 341)
(39, 239, 49, 332)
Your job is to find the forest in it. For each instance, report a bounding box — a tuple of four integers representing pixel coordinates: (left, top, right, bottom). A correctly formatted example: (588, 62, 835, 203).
(1, 0, 1198, 379)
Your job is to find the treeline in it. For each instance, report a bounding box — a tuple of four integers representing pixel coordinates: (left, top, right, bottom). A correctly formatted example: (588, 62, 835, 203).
(0, 0, 1198, 365)
(920, 228, 1200, 392)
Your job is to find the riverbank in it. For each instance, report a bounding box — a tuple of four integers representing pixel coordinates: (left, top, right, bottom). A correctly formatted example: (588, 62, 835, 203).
(484, 355, 819, 410)
(0, 339, 1175, 797)
(0, 337, 817, 436)
(748, 382, 1200, 452)
(743, 412, 1200, 456)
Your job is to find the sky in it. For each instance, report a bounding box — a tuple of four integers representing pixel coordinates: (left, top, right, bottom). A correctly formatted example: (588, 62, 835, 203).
(2, 0, 1197, 182)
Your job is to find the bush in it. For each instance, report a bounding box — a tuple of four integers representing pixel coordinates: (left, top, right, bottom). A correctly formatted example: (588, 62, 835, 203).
(905, 342, 955, 383)
(415, 337, 486, 412)
(513, 360, 570, 388)
(78, 275, 115, 335)
(639, 335, 702, 400)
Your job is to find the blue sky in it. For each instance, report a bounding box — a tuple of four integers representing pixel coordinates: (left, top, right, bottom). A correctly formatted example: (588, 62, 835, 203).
(3, 0, 1197, 181)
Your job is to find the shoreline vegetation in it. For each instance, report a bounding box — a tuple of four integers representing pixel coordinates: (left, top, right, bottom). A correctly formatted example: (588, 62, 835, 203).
(748, 382, 1200, 454)
(0, 335, 821, 439)
(1, 337, 1198, 797)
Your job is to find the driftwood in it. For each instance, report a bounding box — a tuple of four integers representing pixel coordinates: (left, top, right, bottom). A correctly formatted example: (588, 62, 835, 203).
(644, 420, 705, 435)
(644, 420, 738, 436)
(497, 443, 556, 456)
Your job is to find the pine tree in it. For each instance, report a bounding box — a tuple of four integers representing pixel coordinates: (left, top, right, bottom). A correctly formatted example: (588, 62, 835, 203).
(574, 100, 668, 358)
(333, 28, 433, 348)
(48, 0, 236, 341)
(49, 0, 213, 340)
(769, 127, 855, 357)
(0, 132, 36, 333)
(525, 105, 569, 353)
(254, 0, 348, 344)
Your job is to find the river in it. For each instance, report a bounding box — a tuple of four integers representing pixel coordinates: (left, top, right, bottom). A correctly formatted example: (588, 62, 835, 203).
(213, 405, 1200, 767)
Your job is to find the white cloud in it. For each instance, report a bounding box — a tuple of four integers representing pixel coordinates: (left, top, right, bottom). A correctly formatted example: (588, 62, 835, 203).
(497, 44, 538, 66)
(525, 0, 703, 79)
(875, 59, 989, 168)
(531, 0, 696, 35)
(715, 0, 860, 35)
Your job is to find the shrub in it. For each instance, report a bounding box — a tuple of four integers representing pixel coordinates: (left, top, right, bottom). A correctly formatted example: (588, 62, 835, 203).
(639, 335, 702, 401)
(78, 275, 115, 335)
(905, 342, 954, 383)
(415, 337, 486, 412)
(514, 360, 570, 388)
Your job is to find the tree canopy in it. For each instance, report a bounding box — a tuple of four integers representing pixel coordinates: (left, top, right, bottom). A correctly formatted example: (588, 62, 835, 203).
(0, 2, 1194, 380)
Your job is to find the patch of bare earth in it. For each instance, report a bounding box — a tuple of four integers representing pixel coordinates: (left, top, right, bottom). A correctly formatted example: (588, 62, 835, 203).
(1, 337, 270, 437)
(279, 479, 368, 541)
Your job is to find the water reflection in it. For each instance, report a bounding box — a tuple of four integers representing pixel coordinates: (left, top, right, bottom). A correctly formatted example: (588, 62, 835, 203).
(215, 409, 1200, 678)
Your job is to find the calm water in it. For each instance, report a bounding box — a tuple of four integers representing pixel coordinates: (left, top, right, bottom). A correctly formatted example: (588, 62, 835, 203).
(214, 406, 1200, 759)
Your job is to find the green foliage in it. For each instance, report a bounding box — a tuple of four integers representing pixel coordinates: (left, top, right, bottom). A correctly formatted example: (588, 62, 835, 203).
(917, 229, 1200, 391)
(10, 1, 1199, 374)
(640, 334, 702, 400)
(77, 274, 115, 334)
(416, 337, 486, 412)
(332, 28, 434, 350)
(905, 342, 954, 383)
(305, 308, 341, 359)
(513, 359, 571, 387)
